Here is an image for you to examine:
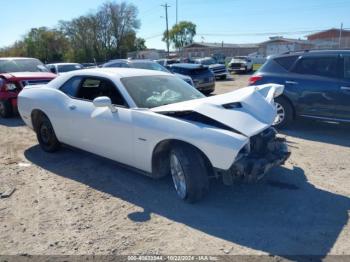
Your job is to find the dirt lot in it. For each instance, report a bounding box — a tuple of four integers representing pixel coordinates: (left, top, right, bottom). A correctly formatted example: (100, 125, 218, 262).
(0, 74, 350, 258)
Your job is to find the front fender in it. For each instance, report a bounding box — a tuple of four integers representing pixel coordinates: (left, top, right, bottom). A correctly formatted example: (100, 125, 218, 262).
(131, 110, 249, 173)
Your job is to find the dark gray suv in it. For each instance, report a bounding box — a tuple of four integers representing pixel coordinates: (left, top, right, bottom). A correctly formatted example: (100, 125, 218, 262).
(249, 50, 350, 128)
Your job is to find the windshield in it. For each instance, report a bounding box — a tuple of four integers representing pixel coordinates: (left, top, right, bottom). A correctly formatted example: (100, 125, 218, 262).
(233, 57, 248, 61)
(121, 75, 205, 108)
(0, 58, 48, 73)
(198, 58, 216, 65)
(57, 64, 83, 73)
(130, 62, 169, 73)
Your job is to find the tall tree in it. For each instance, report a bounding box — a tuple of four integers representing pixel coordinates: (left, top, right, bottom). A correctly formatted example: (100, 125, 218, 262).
(0, 1, 143, 62)
(163, 21, 196, 49)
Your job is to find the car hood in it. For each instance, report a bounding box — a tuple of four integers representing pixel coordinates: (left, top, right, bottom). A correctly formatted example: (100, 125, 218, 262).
(1, 72, 57, 80)
(151, 84, 284, 137)
(230, 59, 247, 64)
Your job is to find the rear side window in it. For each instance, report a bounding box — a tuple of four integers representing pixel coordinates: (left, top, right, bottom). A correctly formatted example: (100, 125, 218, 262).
(274, 56, 298, 70)
(190, 68, 210, 75)
(171, 67, 188, 75)
(60, 76, 82, 97)
(293, 56, 338, 78)
(257, 59, 287, 74)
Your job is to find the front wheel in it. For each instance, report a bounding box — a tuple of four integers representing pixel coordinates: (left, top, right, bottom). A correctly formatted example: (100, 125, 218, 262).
(273, 97, 293, 129)
(36, 116, 61, 153)
(169, 144, 210, 203)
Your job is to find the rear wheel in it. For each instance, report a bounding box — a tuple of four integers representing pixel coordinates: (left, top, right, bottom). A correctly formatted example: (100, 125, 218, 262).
(36, 115, 61, 152)
(169, 144, 210, 202)
(273, 96, 293, 129)
(0, 100, 13, 118)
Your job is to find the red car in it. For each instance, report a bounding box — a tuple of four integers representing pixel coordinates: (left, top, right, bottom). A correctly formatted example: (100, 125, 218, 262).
(0, 57, 56, 118)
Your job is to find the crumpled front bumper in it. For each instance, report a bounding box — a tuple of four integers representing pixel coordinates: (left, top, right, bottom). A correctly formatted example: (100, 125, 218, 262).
(221, 128, 290, 185)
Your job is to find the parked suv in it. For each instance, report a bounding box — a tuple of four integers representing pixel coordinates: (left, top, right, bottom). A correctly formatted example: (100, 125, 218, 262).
(0, 57, 56, 117)
(194, 57, 228, 80)
(228, 56, 253, 73)
(249, 50, 350, 128)
(168, 63, 215, 94)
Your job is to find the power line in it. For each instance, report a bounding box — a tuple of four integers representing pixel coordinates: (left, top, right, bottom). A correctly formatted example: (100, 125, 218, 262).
(144, 33, 163, 40)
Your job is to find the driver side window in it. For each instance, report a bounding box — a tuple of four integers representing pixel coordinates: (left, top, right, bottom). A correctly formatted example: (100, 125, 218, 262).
(59, 76, 128, 107)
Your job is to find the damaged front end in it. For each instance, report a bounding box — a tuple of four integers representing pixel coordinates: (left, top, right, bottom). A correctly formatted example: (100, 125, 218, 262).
(221, 127, 290, 185)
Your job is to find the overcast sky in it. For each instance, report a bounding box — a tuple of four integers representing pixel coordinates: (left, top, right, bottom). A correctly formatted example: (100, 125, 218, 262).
(1, 0, 349, 50)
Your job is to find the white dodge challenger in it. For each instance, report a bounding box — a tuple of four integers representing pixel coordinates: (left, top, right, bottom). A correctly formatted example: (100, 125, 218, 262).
(18, 68, 290, 202)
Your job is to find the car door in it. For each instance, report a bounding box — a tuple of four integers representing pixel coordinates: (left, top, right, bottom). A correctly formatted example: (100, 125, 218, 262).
(335, 54, 350, 121)
(59, 76, 134, 166)
(289, 55, 341, 119)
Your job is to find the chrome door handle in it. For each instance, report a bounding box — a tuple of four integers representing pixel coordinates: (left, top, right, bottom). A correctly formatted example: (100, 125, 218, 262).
(69, 105, 77, 110)
(340, 86, 350, 91)
(285, 80, 298, 85)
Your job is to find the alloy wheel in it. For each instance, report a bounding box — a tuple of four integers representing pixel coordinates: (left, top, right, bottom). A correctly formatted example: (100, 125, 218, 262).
(170, 152, 187, 199)
(274, 102, 285, 126)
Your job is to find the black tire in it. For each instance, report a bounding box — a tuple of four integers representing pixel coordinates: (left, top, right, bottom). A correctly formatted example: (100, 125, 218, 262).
(273, 96, 293, 129)
(169, 144, 210, 203)
(202, 90, 213, 96)
(220, 75, 227, 80)
(0, 100, 13, 118)
(36, 115, 61, 153)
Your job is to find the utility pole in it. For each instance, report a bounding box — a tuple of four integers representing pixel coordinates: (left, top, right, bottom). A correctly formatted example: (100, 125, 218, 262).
(339, 22, 343, 48)
(176, 0, 178, 25)
(161, 3, 170, 57)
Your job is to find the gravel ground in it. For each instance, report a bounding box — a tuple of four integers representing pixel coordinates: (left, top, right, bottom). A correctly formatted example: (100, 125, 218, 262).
(0, 74, 350, 258)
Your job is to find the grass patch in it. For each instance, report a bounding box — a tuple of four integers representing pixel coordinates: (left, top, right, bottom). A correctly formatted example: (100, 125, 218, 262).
(253, 64, 262, 71)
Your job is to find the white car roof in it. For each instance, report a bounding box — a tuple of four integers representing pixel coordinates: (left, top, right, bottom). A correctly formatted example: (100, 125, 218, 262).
(47, 63, 82, 66)
(48, 67, 172, 89)
(0, 57, 38, 60)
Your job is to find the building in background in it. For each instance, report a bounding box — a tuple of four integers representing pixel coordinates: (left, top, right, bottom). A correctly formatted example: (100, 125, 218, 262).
(306, 28, 350, 49)
(258, 37, 314, 57)
(182, 42, 259, 59)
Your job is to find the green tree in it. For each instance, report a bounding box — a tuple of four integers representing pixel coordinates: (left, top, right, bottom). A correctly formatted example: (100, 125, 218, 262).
(23, 27, 69, 62)
(163, 21, 196, 49)
(0, 1, 143, 63)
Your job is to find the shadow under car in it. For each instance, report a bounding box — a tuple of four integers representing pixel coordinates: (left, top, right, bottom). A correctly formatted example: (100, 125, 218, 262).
(24, 145, 350, 258)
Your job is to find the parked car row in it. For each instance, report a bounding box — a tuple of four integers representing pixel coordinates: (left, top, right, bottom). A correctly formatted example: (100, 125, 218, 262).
(102, 59, 195, 88)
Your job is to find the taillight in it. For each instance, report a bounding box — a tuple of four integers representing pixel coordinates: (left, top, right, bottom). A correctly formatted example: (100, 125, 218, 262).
(248, 75, 263, 85)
